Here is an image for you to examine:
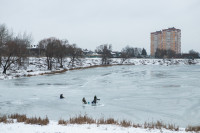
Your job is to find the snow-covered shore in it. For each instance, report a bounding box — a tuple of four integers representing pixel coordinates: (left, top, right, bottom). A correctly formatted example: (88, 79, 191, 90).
(0, 57, 200, 80)
(0, 121, 187, 133)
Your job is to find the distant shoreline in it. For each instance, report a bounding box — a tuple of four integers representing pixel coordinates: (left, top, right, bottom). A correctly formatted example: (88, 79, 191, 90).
(0, 58, 199, 80)
(28, 64, 134, 77)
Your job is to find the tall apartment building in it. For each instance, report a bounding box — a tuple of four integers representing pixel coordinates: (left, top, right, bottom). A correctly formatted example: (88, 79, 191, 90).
(150, 27, 181, 56)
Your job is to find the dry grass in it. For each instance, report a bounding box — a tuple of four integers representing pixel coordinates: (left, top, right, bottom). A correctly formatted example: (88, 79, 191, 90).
(0, 113, 188, 132)
(8, 114, 49, 125)
(168, 124, 179, 131)
(97, 118, 105, 125)
(67, 115, 131, 128)
(69, 114, 96, 124)
(25, 116, 49, 125)
(9, 113, 27, 122)
(67, 115, 119, 126)
(143, 121, 179, 131)
(105, 118, 118, 125)
(58, 119, 67, 125)
(185, 125, 200, 132)
(58, 115, 179, 130)
(0, 115, 13, 123)
(133, 123, 142, 128)
(120, 120, 132, 127)
(0, 115, 7, 123)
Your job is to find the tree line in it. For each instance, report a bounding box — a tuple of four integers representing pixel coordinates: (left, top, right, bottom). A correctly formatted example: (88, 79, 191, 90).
(0, 24, 84, 73)
(0, 24, 149, 74)
(155, 48, 199, 59)
(38, 37, 82, 70)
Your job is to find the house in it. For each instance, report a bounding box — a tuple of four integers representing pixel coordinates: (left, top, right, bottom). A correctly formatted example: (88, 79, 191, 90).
(82, 49, 101, 58)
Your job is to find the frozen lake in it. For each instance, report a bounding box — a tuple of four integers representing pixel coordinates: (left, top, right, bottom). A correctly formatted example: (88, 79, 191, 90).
(0, 65, 200, 127)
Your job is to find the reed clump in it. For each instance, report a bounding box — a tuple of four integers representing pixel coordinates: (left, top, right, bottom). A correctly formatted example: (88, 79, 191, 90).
(58, 119, 67, 125)
(120, 120, 132, 127)
(66, 115, 132, 128)
(133, 123, 142, 128)
(0, 115, 13, 123)
(8, 113, 49, 125)
(69, 114, 96, 124)
(0, 115, 7, 123)
(25, 116, 49, 125)
(185, 125, 200, 132)
(143, 121, 179, 131)
(9, 114, 27, 122)
(105, 118, 118, 125)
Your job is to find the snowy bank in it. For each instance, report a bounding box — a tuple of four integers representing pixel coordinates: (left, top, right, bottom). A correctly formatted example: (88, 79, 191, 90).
(0, 114, 194, 133)
(0, 121, 187, 133)
(0, 57, 200, 80)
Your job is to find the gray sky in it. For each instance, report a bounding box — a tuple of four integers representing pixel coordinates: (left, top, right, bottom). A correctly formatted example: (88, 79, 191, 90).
(1, 0, 200, 53)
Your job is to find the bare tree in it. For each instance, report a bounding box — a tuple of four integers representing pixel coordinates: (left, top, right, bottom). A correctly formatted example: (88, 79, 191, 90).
(166, 49, 176, 58)
(120, 45, 135, 64)
(155, 48, 176, 58)
(1, 40, 19, 74)
(0, 24, 12, 66)
(39, 37, 61, 70)
(95, 44, 112, 65)
(15, 33, 32, 66)
(39, 38, 82, 69)
(54, 40, 68, 68)
(155, 48, 167, 58)
(66, 44, 83, 67)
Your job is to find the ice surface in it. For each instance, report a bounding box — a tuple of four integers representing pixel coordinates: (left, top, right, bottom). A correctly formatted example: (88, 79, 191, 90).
(0, 65, 200, 127)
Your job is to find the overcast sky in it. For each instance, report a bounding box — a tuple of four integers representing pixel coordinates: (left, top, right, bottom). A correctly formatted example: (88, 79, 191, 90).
(0, 0, 200, 53)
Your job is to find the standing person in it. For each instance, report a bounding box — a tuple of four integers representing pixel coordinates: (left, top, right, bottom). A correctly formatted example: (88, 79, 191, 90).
(82, 97, 87, 104)
(92, 95, 100, 104)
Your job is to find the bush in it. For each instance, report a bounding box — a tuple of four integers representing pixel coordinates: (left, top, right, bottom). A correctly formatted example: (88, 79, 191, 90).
(25, 116, 49, 125)
(58, 119, 67, 125)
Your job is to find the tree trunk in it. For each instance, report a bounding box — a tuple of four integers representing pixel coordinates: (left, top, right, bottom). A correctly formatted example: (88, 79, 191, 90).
(72, 57, 75, 67)
(3, 67, 7, 74)
(50, 60, 52, 70)
(60, 57, 63, 68)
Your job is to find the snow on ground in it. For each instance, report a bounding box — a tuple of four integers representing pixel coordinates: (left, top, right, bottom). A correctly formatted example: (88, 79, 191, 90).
(0, 57, 200, 80)
(0, 121, 186, 133)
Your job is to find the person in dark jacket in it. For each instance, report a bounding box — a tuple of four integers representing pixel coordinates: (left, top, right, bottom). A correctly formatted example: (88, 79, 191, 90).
(92, 95, 100, 104)
(60, 94, 64, 99)
(82, 97, 87, 104)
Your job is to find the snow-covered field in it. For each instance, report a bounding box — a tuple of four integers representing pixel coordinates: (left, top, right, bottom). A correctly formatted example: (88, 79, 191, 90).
(0, 121, 187, 133)
(0, 57, 199, 80)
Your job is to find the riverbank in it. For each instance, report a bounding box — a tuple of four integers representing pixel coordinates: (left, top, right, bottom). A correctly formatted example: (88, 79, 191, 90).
(0, 57, 199, 80)
(0, 114, 191, 133)
(0, 122, 186, 133)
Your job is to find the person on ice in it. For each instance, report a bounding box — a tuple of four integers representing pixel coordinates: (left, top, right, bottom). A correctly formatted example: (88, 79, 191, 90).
(82, 97, 87, 104)
(92, 95, 100, 104)
(60, 94, 64, 99)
